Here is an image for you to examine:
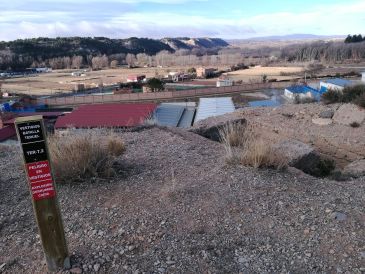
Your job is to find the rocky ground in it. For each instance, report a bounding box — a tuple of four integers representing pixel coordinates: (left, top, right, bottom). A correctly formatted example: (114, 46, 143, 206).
(0, 125, 365, 273)
(195, 103, 365, 169)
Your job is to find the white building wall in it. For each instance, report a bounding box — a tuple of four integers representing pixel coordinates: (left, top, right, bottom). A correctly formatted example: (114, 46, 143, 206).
(284, 89, 313, 100)
(320, 82, 344, 91)
(217, 79, 233, 87)
(284, 89, 294, 100)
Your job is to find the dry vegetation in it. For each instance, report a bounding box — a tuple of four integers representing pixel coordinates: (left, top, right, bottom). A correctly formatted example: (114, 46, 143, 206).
(219, 122, 288, 169)
(48, 130, 125, 183)
(224, 66, 304, 82)
(2, 65, 306, 95)
(322, 84, 365, 108)
(2, 67, 174, 95)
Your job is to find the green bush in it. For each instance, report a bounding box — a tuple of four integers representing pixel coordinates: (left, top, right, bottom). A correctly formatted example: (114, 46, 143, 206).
(321, 89, 343, 104)
(354, 92, 365, 108)
(321, 84, 365, 108)
(342, 84, 365, 102)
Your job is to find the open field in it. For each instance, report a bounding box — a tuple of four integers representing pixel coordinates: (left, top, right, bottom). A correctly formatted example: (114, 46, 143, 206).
(2, 63, 364, 96)
(1, 67, 182, 96)
(224, 66, 304, 82)
(1, 66, 305, 96)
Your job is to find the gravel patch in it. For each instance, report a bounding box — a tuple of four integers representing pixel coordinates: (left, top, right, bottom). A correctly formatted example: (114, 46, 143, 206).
(0, 127, 364, 273)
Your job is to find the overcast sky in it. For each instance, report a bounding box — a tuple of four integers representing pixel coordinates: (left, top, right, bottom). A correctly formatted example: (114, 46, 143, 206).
(0, 0, 364, 41)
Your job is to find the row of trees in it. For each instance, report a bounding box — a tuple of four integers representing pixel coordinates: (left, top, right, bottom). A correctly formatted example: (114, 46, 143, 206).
(282, 41, 365, 62)
(0, 49, 250, 70)
(345, 34, 365, 43)
(2, 40, 365, 71)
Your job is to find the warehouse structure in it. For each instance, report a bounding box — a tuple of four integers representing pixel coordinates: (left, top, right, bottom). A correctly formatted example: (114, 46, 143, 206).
(284, 85, 321, 101)
(55, 103, 156, 129)
(319, 78, 354, 92)
(154, 102, 196, 128)
(194, 97, 235, 124)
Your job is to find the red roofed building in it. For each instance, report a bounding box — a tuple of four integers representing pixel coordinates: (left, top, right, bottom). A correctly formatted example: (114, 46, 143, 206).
(0, 112, 64, 142)
(126, 75, 146, 83)
(0, 125, 16, 142)
(54, 103, 156, 129)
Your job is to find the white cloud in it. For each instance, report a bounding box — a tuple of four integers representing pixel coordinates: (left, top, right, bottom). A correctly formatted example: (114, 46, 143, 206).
(0, 0, 364, 40)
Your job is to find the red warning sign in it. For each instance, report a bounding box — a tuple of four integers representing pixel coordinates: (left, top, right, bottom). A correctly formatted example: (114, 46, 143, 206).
(26, 160, 56, 201)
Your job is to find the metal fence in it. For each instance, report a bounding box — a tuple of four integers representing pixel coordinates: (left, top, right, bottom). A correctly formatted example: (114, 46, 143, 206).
(41, 82, 292, 106)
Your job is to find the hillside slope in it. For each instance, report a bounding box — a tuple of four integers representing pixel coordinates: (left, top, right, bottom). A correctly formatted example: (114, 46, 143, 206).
(0, 126, 364, 273)
(0, 37, 229, 59)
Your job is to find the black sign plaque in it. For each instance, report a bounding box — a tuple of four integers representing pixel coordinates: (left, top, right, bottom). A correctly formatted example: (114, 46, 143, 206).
(21, 141, 48, 163)
(16, 120, 44, 144)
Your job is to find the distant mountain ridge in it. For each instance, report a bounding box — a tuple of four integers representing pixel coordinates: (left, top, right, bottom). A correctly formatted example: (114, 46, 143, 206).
(162, 37, 229, 50)
(0, 37, 230, 58)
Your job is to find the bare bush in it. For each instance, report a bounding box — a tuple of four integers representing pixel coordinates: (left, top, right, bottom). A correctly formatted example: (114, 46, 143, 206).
(219, 123, 287, 169)
(240, 138, 287, 169)
(48, 130, 125, 183)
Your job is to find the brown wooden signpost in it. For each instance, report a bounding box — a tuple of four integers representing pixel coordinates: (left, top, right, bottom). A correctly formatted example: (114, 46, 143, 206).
(15, 115, 70, 272)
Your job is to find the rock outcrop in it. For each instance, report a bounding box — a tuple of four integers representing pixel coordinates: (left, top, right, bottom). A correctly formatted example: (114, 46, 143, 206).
(333, 104, 365, 126)
(343, 159, 365, 178)
(190, 114, 246, 142)
(319, 109, 335, 119)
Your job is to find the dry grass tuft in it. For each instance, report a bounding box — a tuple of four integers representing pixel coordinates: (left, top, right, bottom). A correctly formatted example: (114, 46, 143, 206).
(219, 122, 287, 169)
(48, 130, 125, 183)
(240, 138, 288, 169)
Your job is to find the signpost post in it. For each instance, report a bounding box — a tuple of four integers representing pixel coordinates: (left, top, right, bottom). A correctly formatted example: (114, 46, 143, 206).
(15, 115, 70, 272)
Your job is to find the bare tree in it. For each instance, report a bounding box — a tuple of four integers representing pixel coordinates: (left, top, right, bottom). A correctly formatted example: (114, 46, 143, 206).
(110, 60, 119, 68)
(91, 55, 109, 70)
(72, 56, 83, 69)
(126, 53, 136, 67)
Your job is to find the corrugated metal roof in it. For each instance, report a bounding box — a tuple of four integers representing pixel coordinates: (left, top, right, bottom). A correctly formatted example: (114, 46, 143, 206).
(55, 103, 156, 129)
(154, 104, 185, 127)
(0, 125, 16, 142)
(286, 85, 318, 94)
(324, 78, 353, 87)
(177, 108, 195, 128)
(194, 97, 235, 123)
(160, 102, 197, 107)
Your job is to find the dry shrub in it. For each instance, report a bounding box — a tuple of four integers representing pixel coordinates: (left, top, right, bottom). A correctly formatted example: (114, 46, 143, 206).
(219, 121, 252, 162)
(48, 130, 125, 183)
(219, 121, 250, 148)
(354, 92, 365, 108)
(240, 138, 287, 169)
(219, 122, 287, 169)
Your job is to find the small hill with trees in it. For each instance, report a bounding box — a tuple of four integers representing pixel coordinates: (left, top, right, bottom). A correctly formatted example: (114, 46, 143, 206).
(0, 37, 229, 70)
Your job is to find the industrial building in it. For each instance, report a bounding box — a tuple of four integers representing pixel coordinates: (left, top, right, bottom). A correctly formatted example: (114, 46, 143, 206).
(319, 78, 354, 92)
(216, 77, 233, 87)
(194, 97, 235, 124)
(154, 102, 196, 128)
(284, 85, 320, 101)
